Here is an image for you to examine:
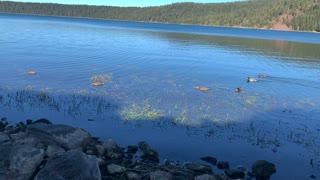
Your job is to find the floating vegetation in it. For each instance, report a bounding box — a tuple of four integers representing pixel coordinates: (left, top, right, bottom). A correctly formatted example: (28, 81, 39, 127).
(120, 100, 165, 121)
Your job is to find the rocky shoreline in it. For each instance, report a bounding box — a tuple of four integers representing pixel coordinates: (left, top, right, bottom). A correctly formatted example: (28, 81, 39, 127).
(0, 117, 276, 180)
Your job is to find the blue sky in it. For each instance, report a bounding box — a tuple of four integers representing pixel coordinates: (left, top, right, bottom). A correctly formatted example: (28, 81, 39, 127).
(3, 0, 245, 7)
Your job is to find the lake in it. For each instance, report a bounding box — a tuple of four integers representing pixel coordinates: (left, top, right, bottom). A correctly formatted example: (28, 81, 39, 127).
(1, 13, 320, 179)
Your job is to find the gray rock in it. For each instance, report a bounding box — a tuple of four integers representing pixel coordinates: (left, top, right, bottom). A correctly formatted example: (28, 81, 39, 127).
(34, 150, 101, 180)
(194, 174, 219, 180)
(107, 164, 126, 175)
(224, 169, 245, 179)
(96, 144, 105, 157)
(252, 160, 276, 180)
(150, 170, 173, 180)
(0, 132, 10, 143)
(102, 139, 124, 159)
(9, 131, 27, 141)
(126, 171, 141, 180)
(9, 145, 45, 180)
(27, 123, 91, 150)
(185, 163, 213, 174)
(46, 145, 66, 158)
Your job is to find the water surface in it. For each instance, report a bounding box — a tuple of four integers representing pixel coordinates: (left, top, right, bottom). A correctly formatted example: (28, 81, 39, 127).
(1, 14, 320, 179)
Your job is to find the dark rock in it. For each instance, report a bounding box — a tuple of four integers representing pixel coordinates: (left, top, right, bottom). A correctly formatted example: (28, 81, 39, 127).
(15, 121, 27, 131)
(252, 160, 276, 180)
(150, 170, 173, 180)
(127, 145, 138, 155)
(0, 121, 6, 131)
(96, 144, 105, 157)
(26, 119, 33, 125)
(224, 169, 245, 179)
(27, 123, 91, 150)
(107, 164, 127, 175)
(34, 150, 101, 180)
(310, 175, 317, 179)
(33, 118, 52, 124)
(1, 117, 7, 122)
(195, 174, 219, 180)
(185, 163, 213, 174)
(138, 141, 160, 163)
(102, 139, 124, 159)
(201, 156, 217, 165)
(217, 161, 230, 169)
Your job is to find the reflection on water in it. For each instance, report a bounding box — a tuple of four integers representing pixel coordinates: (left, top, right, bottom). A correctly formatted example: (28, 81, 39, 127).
(0, 14, 320, 179)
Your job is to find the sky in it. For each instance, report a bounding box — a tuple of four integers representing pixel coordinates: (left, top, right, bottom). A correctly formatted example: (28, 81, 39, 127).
(3, 0, 245, 7)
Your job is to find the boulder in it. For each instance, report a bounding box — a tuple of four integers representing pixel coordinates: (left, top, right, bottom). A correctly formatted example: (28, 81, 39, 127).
(217, 161, 229, 170)
(200, 156, 217, 165)
(126, 171, 141, 180)
(138, 141, 159, 163)
(102, 139, 124, 159)
(107, 164, 127, 175)
(252, 160, 276, 180)
(185, 163, 213, 174)
(0, 143, 45, 180)
(194, 174, 219, 180)
(224, 169, 245, 179)
(34, 150, 101, 180)
(45, 145, 66, 158)
(27, 123, 91, 150)
(0, 132, 10, 143)
(150, 170, 173, 180)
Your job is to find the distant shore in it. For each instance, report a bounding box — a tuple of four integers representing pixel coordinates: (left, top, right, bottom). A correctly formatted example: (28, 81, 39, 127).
(0, 12, 319, 34)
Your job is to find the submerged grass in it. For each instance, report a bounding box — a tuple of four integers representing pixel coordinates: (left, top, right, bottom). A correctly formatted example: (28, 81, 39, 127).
(120, 100, 165, 121)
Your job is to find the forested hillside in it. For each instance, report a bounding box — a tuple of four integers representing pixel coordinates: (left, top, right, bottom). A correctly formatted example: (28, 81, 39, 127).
(0, 0, 319, 32)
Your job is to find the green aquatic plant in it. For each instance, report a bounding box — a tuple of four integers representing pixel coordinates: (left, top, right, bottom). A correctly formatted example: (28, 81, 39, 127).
(120, 100, 165, 121)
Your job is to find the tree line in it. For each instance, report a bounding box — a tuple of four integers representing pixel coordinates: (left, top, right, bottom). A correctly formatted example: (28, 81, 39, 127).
(0, 0, 319, 32)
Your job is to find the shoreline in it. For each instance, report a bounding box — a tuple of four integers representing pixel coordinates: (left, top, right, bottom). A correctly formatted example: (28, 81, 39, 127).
(0, 12, 319, 35)
(0, 117, 278, 179)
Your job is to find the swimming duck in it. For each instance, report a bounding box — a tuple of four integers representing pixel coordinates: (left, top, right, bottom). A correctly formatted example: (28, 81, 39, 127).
(199, 87, 209, 92)
(234, 87, 242, 93)
(91, 81, 104, 87)
(258, 74, 267, 78)
(194, 86, 208, 92)
(27, 70, 36, 75)
(247, 77, 257, 82)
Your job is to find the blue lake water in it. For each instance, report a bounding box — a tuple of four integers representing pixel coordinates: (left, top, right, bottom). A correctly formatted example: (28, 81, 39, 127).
(1, 13, 320, 179)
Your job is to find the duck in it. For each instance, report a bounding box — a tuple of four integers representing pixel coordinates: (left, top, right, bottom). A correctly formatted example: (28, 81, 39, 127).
(247, 77, 257, 82)
(199, 87, 209, 92)
(91, 81, 104, 87)
(194, 86, 209, 92)
(234, 87, 242, 93)
(27, 70, 36, 75)
(258, 74, 267, 78)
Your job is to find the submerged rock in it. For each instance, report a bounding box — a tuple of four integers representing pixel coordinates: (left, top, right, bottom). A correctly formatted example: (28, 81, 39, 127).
(252, 160, 276, 180)
(34, 150, 101, 180)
